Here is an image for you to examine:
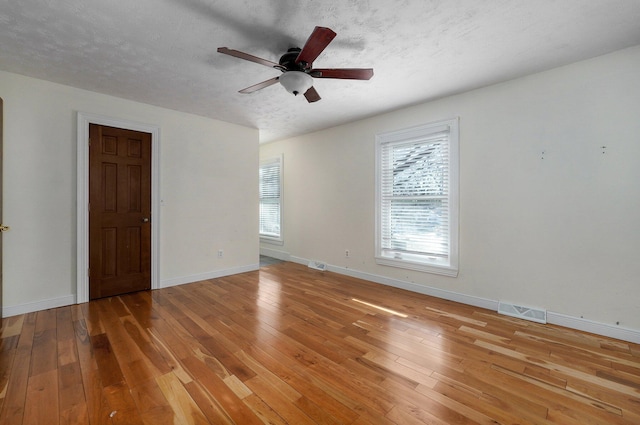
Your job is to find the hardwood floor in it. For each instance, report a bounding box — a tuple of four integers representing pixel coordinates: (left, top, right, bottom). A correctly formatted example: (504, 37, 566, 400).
(1, 262, 639, 424)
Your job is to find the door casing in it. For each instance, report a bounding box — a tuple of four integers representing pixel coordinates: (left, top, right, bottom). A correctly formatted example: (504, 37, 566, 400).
(77, 112, 160, 304)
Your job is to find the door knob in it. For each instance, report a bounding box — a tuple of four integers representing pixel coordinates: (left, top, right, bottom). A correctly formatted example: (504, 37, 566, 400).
(0, 224, 10, 232)
(142, 218, 150, 223)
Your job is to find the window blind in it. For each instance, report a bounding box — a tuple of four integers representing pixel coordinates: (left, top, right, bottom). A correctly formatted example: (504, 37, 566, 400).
(259, 158, 281, 239)
(380, 130, 450, 261)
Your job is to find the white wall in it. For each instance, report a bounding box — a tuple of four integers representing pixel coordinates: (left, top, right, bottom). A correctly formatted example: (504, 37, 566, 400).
(1, 71, 259, 314)
(261, 45, 640, 337)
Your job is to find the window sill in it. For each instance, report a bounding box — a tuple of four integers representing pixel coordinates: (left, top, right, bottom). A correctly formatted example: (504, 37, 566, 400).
(375, 255, 458, 277)
(260, 236, 284, 246)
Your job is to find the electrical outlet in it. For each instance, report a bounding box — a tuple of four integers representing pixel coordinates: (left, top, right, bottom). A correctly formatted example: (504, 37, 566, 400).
(218, 249, 223, 258)
(345, 249, 350, 257)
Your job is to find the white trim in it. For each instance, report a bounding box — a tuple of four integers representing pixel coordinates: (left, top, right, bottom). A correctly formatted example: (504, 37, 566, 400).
(259, 155, 284, 244)
(76, 112, 161, 304)
(6, 254, 640, 344)
(327, 262, 497, 311)
(260, 237, 284, 246)
(375, 257, 459, 277)
(160, 264, 259, 288)
(2, 264, 257, 317)
(547, 312, 640, 344)
(3, 295, 76, 318)
(374, 117, 459, 277)
(288, 255, 640, 344)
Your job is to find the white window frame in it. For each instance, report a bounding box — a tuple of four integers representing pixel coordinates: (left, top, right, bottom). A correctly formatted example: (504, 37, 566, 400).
(375, 118, 459, 277)
(259, 155, 284, 245)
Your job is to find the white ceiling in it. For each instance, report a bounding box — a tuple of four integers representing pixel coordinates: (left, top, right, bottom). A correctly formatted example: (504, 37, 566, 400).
(2, 0, 640, 143)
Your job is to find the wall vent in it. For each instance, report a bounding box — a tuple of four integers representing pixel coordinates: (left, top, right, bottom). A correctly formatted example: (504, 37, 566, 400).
(498, 301, 547, 324)
(307, 261, 327, 271)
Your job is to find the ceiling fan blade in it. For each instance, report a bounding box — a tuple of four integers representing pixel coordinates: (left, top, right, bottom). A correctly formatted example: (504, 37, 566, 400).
(239, 77, 280, 94)
(304, 86, 321, 103)
(310, 68, 374, 80)
(295, 27, 337, 67)
(217, 47, 280, 68)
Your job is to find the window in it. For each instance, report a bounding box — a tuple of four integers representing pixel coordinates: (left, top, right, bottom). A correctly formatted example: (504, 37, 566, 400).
(375, 118, 459, 276)
(259, 156, 283, 244)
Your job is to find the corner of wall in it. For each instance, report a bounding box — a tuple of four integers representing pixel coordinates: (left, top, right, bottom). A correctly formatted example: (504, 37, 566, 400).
(259, 247, 291, 261)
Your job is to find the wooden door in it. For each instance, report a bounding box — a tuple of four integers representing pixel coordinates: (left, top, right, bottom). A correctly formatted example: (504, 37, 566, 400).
(0, 98, 4, 324)
(89, 124, 151, 299)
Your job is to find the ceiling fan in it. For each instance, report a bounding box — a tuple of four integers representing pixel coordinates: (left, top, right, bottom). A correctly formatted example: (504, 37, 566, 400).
(217, 26, 374, 103)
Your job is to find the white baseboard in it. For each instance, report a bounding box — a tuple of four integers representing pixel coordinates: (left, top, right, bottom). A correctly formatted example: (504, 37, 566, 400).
(3, 294, 76, 318)
(2, 264, 259, 318)
(327, 263, 498, 311)
(2, 264, 260, 317)
(5, 260, 639, 344)
(160, 263, 259, 289)
(547, 312, 640, 344)
(290, 257, 640, 344)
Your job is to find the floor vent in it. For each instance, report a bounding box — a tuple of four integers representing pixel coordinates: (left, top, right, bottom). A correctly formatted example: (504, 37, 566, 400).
(307, 261, 327, 271)
(498, 301, 547, 324)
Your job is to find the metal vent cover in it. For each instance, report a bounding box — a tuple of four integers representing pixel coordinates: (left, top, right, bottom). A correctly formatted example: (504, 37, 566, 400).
(308, 261, 327, 271)
(498, 301, 547, 324)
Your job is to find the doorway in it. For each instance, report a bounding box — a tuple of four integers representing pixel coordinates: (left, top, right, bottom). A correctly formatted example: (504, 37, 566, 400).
(77, 113, 160, 303)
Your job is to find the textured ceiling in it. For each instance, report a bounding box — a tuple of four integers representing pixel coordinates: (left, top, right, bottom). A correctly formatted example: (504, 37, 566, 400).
(1, 0, 640, 142)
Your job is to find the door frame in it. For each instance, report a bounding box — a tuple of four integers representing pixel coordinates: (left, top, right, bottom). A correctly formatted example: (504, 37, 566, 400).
(77, 112, 160, 304)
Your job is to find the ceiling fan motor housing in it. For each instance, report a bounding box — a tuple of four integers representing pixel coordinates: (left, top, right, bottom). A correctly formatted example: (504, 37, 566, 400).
(279, 48, 307, 71)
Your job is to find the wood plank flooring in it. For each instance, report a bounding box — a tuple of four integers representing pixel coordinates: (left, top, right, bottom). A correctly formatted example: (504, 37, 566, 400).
(1, 261, 639, 424)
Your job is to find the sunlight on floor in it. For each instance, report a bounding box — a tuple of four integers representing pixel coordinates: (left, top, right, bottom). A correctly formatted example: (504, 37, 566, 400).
(351, 298, 408, 318)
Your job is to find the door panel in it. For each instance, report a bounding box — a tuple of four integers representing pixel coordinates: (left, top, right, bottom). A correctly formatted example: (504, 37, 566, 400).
(89, 124, 151, 299)
(0, 98, 3, 324)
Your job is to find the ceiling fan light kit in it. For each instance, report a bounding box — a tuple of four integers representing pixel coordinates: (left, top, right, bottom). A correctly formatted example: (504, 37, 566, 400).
(218, 26, 373, 103)
(279, 71, 313, 96)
